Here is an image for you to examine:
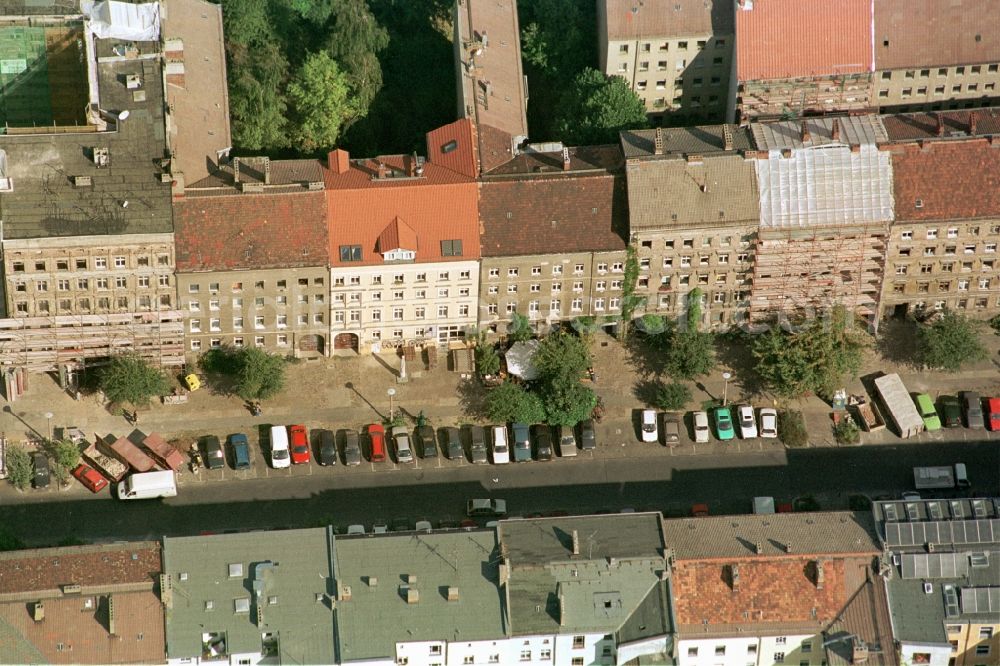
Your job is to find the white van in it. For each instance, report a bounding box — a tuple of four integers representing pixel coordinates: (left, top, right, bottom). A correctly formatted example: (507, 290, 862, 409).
(954, 463, 970, 489)
(270, 425, 290, 469)
(491, 426, 510, 464)
(117, 470, 177, 500)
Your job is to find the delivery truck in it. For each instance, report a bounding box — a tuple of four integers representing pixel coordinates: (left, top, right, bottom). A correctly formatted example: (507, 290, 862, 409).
(913, 464, 970, 490)
(873, 373, 925, 438)
(117, 470, 177, 500)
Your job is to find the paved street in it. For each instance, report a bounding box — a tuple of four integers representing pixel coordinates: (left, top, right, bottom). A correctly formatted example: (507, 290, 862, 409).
(2, 440, 996, 546)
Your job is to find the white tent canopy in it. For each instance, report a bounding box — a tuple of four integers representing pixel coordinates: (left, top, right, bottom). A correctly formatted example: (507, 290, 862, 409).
(505, 340, 540, 381)
(84, 0, 160, 41)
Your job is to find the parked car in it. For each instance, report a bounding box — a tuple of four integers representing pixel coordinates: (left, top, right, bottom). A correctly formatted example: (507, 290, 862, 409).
(316, 429, 337, 466)
(415, 425, 438, 459)
(662, 414, 681, 445)
(286, 425, 309, 464)
(392, 426, 414, 463)
(72, 463, 108, 493)
(557, 426, 578, 457)
(914, 394, 942, 431)
(228, 433, 251, 470)
(269, 425, 290, 469)
(32, 452, 49, 488)
(579, 419, 597, 451)
(691, 503, 710, 517)
(202, 435, 225, 470)
(467, 498, 507, 517)
(491, 426, 510, 464)
(532, 425, 553, 461)
(512, 423, 531, 462)
(341, 429, 362, 466)
(939, 395, 962, 428)
(346, 524, 366, 536)
(736, 405, 758, 439)
(962, 392, 984, 429)
(442, 427, 464, 460)
(466, 425, 488, 464)
(367, 424, 387, 462)
(759, 408, 778, 439)
(987, 397, 1000, 431)
(714, 407, 735, 441)
(640, 409, 658, 442)
(693, 411, 710, 443)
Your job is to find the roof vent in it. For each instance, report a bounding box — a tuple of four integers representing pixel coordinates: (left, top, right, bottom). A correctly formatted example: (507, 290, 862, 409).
(234, 598, 250, 614)
(340, 584, 352, 601)
(61, 584, 82, 595)
(815, 561, 825, 589)
(268, 596, 278, 606)
(32, 601, 44, 622)
(571, 530, 580, 555)
(754, 542, 763, 554)
(204, 600, 214, 611)
(407, 574, 418, 585)
(367, 576, 378, 587)
(72, 175, 91, 187)
(228, 563, 243, 578)
(405, 587, 420, 604)
(92, 147, 110, 167)
(179, 572, 188, 581)
(447, 586, 460, 602)
(923, 582, 933, 594)
(240, 182, 264, 193)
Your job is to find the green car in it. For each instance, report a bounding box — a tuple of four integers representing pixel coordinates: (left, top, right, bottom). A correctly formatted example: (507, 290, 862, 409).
(914, 393, 941, 431)
(938, 395, 962, 428)
(714, 407, 735, 441)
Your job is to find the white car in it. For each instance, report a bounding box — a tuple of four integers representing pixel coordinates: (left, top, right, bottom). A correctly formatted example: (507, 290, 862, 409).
(491, 426, 510, 464)
(392, 426, 414, 463)
(737, 405, 758, 438)
(269, 425, 291, 469)
(640, 410, 658, 442)
(759, 408, 778, 439)
(693, 411, 710, 443)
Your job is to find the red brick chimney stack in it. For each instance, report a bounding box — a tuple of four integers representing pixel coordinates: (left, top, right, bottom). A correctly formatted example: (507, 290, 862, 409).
(801, 120, 811, 143)
(969, 111, 979, 135)
(935, 113, 945, 136)
(328, 149, 350, 175)
(654, 127, 664, 155)
(561, 147, 571, 171)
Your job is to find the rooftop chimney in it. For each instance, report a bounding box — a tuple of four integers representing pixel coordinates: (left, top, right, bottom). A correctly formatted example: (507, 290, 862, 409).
(562, 147, 571, 171)
(815, 561, 825, 589)
(32, 601, 44, 622)
(654, 127, 664, 155)
(571, 530, 580, 555)
(801, 120, 811, 143)
(376, 161, 387, 179)
(447, 586, 460, 602)
(408, 152, 418, 177)
(936, 113, 945, 136)
(729, 564, 740, 591)
(851, 638, 870, 664)
(405, 587, 420, 604)
(969, 111, 978, 135)
(831, 119, 841, 141)
(784, 542, 793, 553)
(328, 149, 350, 174)
(754, 542, 763, 554)
(723, 124, 734, 151)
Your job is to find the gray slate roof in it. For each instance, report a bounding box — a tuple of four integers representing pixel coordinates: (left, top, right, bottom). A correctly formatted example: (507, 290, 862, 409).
(332, 530, 504, 662)
(626, 154, 760, 230)
(662, 511, 882, 559)
(162, 529, 336, 664)
(0, 54, 172, 239)
(621, 125, 754, 159)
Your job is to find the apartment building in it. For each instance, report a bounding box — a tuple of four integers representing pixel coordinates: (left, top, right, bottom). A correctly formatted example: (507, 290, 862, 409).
(748, 116, 893, 329)
(622, 125, 758, 328)
(874, 0, 1000, 113)
(478, 145, 628, 333)
(323, 122, 480, 353)
(597, 0, 734, 122)
(880, 111, 1000, 320)
(662, 512, 894, 666)
(873, 497, 1000, 666)
(173, 157, 330, 358)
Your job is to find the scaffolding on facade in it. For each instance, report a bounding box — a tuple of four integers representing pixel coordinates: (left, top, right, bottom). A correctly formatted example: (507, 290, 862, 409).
(738, 73, 875, 120)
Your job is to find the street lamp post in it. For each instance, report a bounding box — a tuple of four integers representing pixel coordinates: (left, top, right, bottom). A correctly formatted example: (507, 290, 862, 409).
(387, 388, 396, 421)
(44, 411, 53, 442)
(721, 372, 732, 407)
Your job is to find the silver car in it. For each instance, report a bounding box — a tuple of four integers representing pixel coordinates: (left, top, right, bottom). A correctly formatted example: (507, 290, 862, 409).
(392, 426, 414, 463)
(557, 426, 578, 457)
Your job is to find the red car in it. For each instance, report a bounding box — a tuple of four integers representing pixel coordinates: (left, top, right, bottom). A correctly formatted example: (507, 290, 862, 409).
(72, 464, 109, 493)
(367, 424, 387, 462)
(289, 425, 310, 464)
(987, 397, 1000, 431)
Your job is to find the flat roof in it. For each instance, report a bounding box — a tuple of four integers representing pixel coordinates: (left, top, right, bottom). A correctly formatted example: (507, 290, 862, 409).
(332, 530, 504, 662)
(162, 529, 336, 664)
(602, 0, 733, 40)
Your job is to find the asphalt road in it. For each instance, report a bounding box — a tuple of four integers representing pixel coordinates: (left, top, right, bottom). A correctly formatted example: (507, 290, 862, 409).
(3, 441, 998, 546)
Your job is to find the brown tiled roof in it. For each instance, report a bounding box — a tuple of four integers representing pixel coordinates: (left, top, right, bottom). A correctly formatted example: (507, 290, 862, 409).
(824, 576, 899, 666)
(174, 190, 330, 271)
(735, 0, 873, 81)
(671, 555, 873, 636)
(485, 144, 624, 176)
(603, 0, 734, 40)
(187, 158, 325, 191)
(0, 590, 165, 664)
(874, 0, 1000, 70)
(0, 542, 160, 595)
(888, 137, 1000, 221)
(477, 122, 519, 174)
(325, 158, 480, 267)
(881, 109, 1000, 141)
(479, 174, 628, 257)
(426, 119, 479, 179)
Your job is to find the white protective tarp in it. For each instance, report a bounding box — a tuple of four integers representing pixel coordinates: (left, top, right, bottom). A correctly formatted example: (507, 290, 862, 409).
(83, 0, 160, 41)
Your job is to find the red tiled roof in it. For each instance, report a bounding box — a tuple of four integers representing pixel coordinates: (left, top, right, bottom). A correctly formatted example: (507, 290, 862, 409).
(881, 109, 1000, 141)
(874, 0, 1000, 70)
(376, 216, 419, 253)
(325, 160, 480, 266)
(0, 542, 161, 595)
(426, 119, 478, 179)
(889, 137, 1000, 221)
(672, 555, 871, 633)
(736, 0, 873, 81)
(174, 190, 330, 271)
(479, 174, 628, 257)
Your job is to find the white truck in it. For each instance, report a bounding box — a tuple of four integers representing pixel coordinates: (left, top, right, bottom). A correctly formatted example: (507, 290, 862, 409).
(117, 470, 177, 500)
(873, 373, 925, 438)
(913, 464, 970, 490)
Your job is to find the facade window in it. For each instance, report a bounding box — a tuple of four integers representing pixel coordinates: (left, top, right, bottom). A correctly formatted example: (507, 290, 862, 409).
(774, 653, 785, 663)
(612, 262, 624, 272)
(550, 299, 561, 312)
(571, 298, 582, 312)
(508, 268, 518, 277)
(190, 340, 201, 351)
(115, 276, 128, 288)
(255, 316, 265, 329)
(440, 239, 463, 256)
(594, 298, 605, 311)
(552, 265, 563, 275)
(255, 336, 265, 347)
(574, 264, 584, 274)
(114, 256, 126, 268)
(489, 268, 500, 278)
(95, 257, 108, 269)
(210, 319, 221, 332)
(415, 307, 426, 319)
(340, 245, 362, 262)
(190, 319, 201, 333)
(233, 317, 244, 330)
(438, 305, 448, 318)
(597, 262, 608, 273)
(687, 647, 698, 657)
(508, 285, 518, 294)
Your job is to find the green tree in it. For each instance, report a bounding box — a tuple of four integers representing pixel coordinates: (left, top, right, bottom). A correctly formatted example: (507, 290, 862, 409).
(541, 379, 597, 426)
(484, 381, 547, 424)
(778, 410, 809, 447)
(227, 43, 290, 150)
(660, 289, 716, 380)
(233, 347, 287, 402)
(552, 68, 649, 145)
(752, 306, 869, 399)
(46, 439, 81, 482)
(99, 354, 170, 406)
(508, 312, 533, 343)
(6, 444, 31, 491)
(475, 342, 501, 378)
(519, 0, 596, 77)
(655, 381, 692, 411)
(534, 331, 592, 381)
(833, 418, 860, 445)
(534, 332, 597, 425)
(917, 310, 989, 371)
(617, 245, 644, 339)
(323, 0, 389, 114)
(287, 51, 357, 150)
